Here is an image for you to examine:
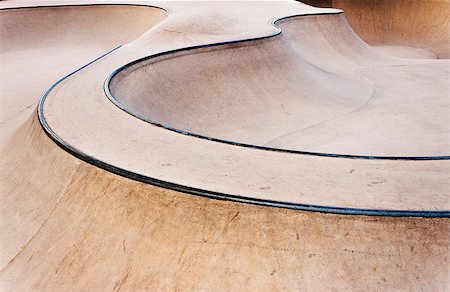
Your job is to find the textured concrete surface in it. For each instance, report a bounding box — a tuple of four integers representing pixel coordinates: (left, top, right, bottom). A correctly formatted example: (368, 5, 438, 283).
(0, 1, 448, 290)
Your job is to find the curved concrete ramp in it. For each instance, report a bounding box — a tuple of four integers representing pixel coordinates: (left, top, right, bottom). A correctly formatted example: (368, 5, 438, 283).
(0, 5, 166, 52)
(109, 13, 449, 157)
(0, 4, 165, 141)
(0, 0, 166, 273)
(0, 0, 449, 290)
(1, 113, 448, 290)
(303, 0, 450, 58)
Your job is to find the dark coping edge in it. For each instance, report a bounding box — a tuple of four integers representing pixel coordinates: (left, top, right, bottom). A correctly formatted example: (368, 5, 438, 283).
(0, 3, 171, 14)
(32, 7, 449, 217)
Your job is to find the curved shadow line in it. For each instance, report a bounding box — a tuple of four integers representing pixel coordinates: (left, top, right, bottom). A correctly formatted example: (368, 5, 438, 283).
(104, 12, 450, 161)
(36, 10, 449, 217)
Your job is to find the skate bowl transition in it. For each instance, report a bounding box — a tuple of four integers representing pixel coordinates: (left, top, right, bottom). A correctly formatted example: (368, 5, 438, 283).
(0, 0, 449, 290)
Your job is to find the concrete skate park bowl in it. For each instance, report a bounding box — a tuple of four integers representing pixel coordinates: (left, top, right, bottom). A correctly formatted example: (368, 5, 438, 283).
(0, 0, 449, 290)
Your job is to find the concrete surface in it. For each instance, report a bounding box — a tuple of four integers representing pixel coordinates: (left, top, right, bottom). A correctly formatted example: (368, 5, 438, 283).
(0, 0, 449, 290)
(109, 14, 448, 157)
(302, 0, 450, 58)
